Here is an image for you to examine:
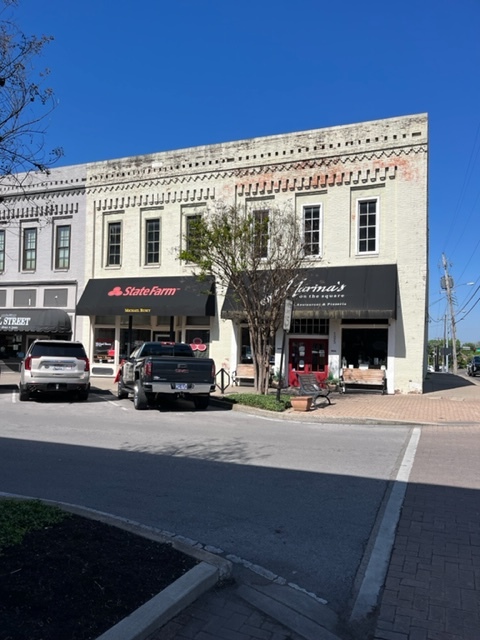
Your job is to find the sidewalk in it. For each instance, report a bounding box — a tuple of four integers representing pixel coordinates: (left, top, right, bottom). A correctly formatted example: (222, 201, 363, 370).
(3, 367, 480, 639)
(373, 423, 480, 640)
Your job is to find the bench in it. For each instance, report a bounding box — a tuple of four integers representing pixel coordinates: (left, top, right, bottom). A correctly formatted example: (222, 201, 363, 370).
(296, 373, 331, 406)
(234, 363, 255, 386)
(340, 368, 387, 394)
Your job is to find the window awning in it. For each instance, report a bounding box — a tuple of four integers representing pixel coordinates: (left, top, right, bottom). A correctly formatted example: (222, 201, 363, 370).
(221, 264, 397, 320)
(76, 276, 215, 317)
(0, 309, 72, 334)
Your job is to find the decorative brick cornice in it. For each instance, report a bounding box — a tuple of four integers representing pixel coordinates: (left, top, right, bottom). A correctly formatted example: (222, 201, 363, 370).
(92, 187, 216, 211)
(87, 145, 426, 208)
(0, 199, 80, 221)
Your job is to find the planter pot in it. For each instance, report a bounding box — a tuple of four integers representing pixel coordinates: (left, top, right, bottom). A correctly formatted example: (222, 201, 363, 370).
(290, 396, 313, 412)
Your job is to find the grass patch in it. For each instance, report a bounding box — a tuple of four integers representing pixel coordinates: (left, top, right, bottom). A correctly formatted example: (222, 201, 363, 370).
(222, 392, 293, 412)
(0, 498, 68, 552)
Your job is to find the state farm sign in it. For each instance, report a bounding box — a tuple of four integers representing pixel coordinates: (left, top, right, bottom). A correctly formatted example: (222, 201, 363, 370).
(108, 285, 180, 297)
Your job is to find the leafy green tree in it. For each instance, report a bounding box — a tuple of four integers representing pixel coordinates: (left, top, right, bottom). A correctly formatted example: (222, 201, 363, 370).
(0, 0, 62, 178)
(179, 203, 305, 394)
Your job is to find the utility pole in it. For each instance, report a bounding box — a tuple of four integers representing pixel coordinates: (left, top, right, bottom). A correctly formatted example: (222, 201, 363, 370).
(441, 253, 458, 374)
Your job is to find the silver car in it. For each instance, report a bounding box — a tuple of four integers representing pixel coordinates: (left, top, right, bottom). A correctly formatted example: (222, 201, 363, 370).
(19, 340, 90, 401)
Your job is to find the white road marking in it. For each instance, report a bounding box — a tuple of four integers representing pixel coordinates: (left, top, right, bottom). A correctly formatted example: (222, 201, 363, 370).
(349, 426, 421, 621)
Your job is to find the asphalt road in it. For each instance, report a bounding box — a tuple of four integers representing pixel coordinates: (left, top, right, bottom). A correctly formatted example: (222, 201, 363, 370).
(0, 387, 413, 613)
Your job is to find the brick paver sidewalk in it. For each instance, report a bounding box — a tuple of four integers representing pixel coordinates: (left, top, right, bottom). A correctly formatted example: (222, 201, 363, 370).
(374, 425, 480, 640)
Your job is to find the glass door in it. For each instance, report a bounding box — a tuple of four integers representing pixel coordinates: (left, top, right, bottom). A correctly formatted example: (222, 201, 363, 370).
(288, 338, 328, 386)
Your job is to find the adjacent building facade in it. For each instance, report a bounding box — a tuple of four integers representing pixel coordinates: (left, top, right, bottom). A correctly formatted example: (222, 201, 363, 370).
(0, 165, 87, 357)
(0, 114, 429, 393)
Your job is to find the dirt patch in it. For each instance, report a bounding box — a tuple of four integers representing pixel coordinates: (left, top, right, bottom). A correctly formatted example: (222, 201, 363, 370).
(0, 514, 198, 640)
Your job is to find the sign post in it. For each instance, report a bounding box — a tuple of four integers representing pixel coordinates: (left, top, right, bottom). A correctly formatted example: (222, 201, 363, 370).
(276, 299, 293, 402)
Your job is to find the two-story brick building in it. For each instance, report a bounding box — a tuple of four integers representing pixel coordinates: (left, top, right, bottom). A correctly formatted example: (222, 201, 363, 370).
(75, 113, 428, 393)
(0, 165, 88, 359)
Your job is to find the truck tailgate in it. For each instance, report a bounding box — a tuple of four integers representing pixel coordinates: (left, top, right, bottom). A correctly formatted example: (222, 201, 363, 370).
(150, 358, 214, 384)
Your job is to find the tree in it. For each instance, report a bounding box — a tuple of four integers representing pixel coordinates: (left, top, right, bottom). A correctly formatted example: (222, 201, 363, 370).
(0, 0, 62, 179)
(179, 202, 305, 394)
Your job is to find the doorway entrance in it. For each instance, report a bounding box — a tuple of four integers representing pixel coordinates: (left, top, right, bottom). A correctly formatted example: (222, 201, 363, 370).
(288, 338, 329, 386)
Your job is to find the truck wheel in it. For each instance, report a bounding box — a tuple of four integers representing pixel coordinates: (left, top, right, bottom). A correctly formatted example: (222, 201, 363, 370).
(18, 385, 29, 402)
(117, 377, 129, 399)
(77, 389, 89, 402)
(193, 396, 210, 411)
(133, 382, 148, 410)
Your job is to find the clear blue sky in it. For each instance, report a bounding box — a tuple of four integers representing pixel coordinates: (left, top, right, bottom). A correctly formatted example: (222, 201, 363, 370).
(15, 0, 480, 344)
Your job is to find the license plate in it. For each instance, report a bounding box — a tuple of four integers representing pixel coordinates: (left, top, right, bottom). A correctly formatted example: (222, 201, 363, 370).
(175, 383, 188, 390)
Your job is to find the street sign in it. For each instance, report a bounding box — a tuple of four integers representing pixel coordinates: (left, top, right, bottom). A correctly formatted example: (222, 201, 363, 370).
(283, 299, 293, 331)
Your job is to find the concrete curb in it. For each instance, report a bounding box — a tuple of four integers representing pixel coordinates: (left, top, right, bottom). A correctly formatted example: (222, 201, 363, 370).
(96, 562, 219, 640)
(209, 395, 432, 426)
(0, 494, 232, 640)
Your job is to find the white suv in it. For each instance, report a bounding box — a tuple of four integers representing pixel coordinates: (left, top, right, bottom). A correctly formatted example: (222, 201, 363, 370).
(19, 340, 90, 402)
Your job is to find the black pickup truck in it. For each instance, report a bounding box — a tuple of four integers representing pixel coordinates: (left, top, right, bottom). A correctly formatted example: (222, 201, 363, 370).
(116, 342, 216, 410)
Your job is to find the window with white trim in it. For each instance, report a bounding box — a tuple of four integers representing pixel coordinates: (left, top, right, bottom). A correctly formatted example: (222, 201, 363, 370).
(0, 230, 4, 272)
(252, 209, 269, 258)
(357, 199, 378, 254)
(303, 205, 322, 257)
(185, 214, 202, 260)
(145, 218, 160, 265)
(55, 225, 71, 269)
(107, 221, 122, 266)
(22, 228, 37, 271)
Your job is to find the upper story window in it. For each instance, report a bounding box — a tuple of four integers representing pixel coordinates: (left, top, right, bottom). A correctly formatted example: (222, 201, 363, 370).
(185, 214, 202, 259)
(107, 221, 122, 266)
(252, 209, 269, 259)
(22, 228, 37, 271)
(145, 218, 160, 265)
(55, 225, 71, 270)
(303, 205, 322, 257)
(357, 199, 379, 254)
(0, 230, 4, 272)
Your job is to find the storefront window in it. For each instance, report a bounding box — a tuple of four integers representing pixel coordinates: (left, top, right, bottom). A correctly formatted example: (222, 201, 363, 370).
(120, 314, 152, 327)
(240, 326, 252, 363)
(94, 328, 115, 363)
(185, 329, 210, 358)
(291, 318, 329, 335)
(95, 315, 116, 324)
(341, 328, 388, 369)
(120, 328, 151, 358)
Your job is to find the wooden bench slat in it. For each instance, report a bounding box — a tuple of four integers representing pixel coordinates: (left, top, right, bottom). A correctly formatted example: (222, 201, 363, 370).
(234, 363, 255, 385)
(340, 368, 386, 394)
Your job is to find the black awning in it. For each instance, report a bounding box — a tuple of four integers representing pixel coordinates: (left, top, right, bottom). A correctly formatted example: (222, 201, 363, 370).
(76, 276, 215, 317)
(0, 309, 72, 334)
(221, 264, 397, 320)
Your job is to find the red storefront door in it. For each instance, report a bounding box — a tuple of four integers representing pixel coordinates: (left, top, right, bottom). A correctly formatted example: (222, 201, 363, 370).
(288, 338, 329, 387)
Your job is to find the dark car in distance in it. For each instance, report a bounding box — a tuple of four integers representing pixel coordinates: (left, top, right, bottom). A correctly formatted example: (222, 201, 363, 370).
(467, 356, 480, 377)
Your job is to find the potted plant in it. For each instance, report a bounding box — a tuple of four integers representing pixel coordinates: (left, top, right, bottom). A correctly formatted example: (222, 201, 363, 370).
(290, 395, 313, 411)
(326, 373, 340, 391)
(270, 369, 286, 389)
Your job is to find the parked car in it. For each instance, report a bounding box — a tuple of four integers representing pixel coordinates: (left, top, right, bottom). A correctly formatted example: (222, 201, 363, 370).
(466, 356, 480, 377)
(116, 341, 215, 410)
(19, 340, 90, 401)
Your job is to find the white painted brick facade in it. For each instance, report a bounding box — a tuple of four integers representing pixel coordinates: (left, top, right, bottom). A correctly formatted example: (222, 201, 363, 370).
(85, 113, 428, 393)
(0, 114, 428, 393)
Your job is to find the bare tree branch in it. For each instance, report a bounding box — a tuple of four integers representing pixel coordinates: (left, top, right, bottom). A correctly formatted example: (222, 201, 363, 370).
(0, 0, 62, 179)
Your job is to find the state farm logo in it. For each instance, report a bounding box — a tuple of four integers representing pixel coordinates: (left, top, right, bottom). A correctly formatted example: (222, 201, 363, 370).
(108, 285, 180, 297)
